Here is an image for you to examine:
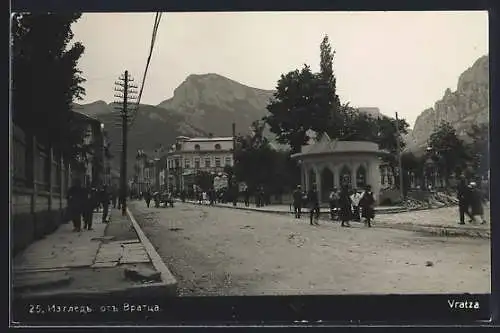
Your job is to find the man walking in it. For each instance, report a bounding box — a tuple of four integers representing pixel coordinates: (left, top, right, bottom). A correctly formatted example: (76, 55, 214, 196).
(83, 185, 95, 231)
(111, 186, 118, 209)
(292, 185, 303, 219)
(243, 187, 250, 207)
(339, 185, 352, 227)
(457, 176, 473, 225)
(307, 184, 320, 226)
(67, 179, 84, 232)
(101, 185, 110, 223)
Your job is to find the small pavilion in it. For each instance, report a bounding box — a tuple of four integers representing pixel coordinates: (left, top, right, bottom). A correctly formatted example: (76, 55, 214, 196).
(291, 133, 389, 203)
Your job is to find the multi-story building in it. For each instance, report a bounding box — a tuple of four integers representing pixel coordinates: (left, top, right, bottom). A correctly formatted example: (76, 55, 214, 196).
(166, 135, 234, 192)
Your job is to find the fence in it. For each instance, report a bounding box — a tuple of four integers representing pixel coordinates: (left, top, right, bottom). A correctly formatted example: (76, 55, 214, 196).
(11, 125, 71, 255)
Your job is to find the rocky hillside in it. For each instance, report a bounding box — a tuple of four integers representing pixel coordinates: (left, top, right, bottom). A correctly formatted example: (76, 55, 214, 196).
(406, 55, 489, 153)
(157, 73, 275, 136)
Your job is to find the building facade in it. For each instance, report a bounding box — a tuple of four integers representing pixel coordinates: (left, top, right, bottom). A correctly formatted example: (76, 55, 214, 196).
(166, 136, 234, 192)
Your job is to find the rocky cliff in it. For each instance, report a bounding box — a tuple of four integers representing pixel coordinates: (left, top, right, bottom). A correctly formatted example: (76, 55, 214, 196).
(406, 55, 489, 152)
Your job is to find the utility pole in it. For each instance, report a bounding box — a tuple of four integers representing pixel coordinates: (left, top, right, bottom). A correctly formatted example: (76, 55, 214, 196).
(231, 122, 236, 186)
(395, 112, 405, 202)
(114, 70, 137, 216)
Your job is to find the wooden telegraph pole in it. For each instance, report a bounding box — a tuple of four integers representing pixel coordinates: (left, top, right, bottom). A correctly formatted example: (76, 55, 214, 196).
(395, 112, 405, 202)
(114, 71, 137, 216)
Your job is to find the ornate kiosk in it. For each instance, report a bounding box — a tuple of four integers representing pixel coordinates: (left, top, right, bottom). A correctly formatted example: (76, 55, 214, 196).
(291, 134, 388, 203)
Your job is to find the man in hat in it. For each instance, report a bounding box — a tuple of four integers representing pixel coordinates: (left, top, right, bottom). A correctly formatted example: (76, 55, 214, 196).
(292, 185, 304, 219)
(457, 176, 473, 225)
(307, 184, 320, 226)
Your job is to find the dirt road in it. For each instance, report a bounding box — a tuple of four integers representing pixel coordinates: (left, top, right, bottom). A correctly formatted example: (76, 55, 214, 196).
(129, 201, 490, 296)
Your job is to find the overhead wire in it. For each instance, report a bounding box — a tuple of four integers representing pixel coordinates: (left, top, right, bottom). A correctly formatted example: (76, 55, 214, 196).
(128, 12, 163, 128)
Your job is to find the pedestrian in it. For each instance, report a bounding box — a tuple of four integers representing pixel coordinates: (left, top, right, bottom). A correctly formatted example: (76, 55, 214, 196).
(83, 186, 95, 230)
(339, 185, 352, 227)
(307, 184, 320, 226)
(111, 187, 118, 209)
(232, 184, 239, 207)
(292, 185, 303, 219)
(144, 190, 151, 208)
(328, 187, 339, 221)
(101, 185, 110, 223)
(67, 179, 84, 232)
(457, 176, 473, 225)
(244, 188, 250, 207)
(350, 189, 362, 222)
(469, 182, 487, 224)
(359, 185, 375, 227)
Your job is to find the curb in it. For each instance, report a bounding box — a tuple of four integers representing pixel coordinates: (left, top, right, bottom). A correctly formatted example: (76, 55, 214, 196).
(126, 208, 177, 296)
(374, 222, 490, 239)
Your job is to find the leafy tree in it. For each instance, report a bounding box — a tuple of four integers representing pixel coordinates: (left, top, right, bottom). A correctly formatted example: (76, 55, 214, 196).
(466, 123, 489, 178)
(265, 65, 321, 154)
(427, 122, 469, 184)
(12, 13, 86, 159)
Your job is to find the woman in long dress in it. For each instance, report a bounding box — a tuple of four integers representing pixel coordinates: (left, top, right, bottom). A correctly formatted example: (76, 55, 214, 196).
(359, 185, 375, 227)
(338, 185, 352, 227)
(469, 182, 487, 224)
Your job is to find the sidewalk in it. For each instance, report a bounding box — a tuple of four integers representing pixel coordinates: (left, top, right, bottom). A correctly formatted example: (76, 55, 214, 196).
(13, 207, 177, 300)
(179, 200, 490, 239)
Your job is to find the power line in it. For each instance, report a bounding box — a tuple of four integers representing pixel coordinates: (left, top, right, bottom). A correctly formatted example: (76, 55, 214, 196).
(129, 12, 163, 128)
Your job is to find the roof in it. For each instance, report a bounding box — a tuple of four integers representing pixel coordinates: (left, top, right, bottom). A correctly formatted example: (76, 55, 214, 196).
(291, 133, 388, 159)
(188, 137, 233, 142)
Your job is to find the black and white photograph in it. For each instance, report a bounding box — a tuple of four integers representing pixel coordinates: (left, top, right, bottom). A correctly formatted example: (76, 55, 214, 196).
(11, 10, 490, 311)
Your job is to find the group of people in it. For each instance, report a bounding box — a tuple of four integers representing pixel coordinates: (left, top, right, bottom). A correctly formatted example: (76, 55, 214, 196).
(292, 184, 376, 227)
(457, 176, 487, 225)
(66, 180, 118, 232)
(142, 190, 174, 208)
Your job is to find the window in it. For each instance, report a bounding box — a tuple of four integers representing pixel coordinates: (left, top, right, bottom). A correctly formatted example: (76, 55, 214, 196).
(194, 158, 200, 169)
(194, 144, 201, 151)
(185, 158, 191, 168)
(214, 144, 221, 150)
(225, 157, 232, 166)
(215, 157, 221, 167)
(175, 159, 180, 168)
(205, 158, 211, 168)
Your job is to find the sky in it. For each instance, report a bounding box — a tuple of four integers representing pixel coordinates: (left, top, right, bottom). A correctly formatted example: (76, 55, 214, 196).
(72, 11, 488, 127)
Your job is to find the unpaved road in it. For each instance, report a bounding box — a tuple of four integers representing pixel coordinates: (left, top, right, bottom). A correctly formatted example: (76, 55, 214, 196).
(129, 201, 490, 296)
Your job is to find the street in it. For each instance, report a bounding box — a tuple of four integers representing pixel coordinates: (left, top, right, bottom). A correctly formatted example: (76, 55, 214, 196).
(129, 201, 490, 296)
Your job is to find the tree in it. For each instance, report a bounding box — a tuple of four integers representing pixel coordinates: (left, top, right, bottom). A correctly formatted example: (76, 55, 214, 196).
(318, 35, 344, 138)
(466, 123, 489, 178)
(375, 116, 410, 184)
(12, 13, 86, 159)
(264, 65, 321, 154)
(428, 122, 469, 184)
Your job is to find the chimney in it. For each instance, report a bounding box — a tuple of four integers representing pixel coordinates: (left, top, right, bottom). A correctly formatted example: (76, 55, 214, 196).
(232, 123, 236, 138)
